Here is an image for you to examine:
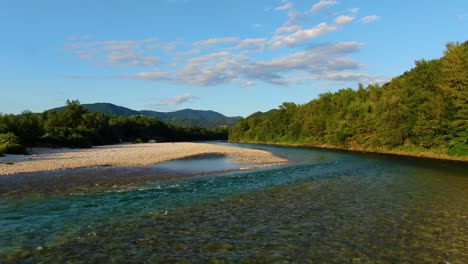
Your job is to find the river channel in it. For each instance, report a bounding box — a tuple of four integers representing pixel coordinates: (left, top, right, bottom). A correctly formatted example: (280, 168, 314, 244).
(0, 143, 467, 263)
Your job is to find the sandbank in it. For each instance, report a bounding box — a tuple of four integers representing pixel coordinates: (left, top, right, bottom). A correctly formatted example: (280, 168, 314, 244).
(0, 142, 287, 176)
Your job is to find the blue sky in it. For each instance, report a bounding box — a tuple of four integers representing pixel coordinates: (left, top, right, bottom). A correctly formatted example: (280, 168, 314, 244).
(1, 0, 467, 117)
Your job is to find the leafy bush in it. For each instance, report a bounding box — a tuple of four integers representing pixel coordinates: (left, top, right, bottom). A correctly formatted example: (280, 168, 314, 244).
(0, 133, 26, 154)
(40, 133, 68, 148)
(68, 133, 92, 148)
(447, 138, 468, 157)
(40, 128, 92, 148)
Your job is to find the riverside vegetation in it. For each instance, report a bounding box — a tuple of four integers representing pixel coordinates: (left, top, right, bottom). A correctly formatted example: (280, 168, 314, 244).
(230, 42, 468, 159)
(0, 100, 228, 155)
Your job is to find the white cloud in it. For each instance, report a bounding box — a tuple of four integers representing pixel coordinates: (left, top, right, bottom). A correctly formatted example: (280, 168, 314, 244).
(244, 42, 364, 80)
(322, 72, 390, 84)
(170, 94, 200, 105)
(275, 22, 302, 34)
(64, 38, 167, 67)
(311, 0, 337, 14)
(350, 8, 360, 14)
(359, 15, 380, 24)
(333, 15, 354, 26)
(119, 71, 169, 80)
(194, 37, 240, 48)
(275, 2, 293, 11)
(97, 40, 139, 51)
(236, 38, 267, 51)
(242, 81, 256, 87)
(172, 42, 371, 86)
(64, 40, 383, 87)
(254, 24, 264, 28)
(148, 41, 178, 52)
(107, 52, 160, 67)
(63, 1, 382, 88)
(176, 49, 201, 57)
(62, 71, 169, 81)
(271, 23, 337, 49)
(175, 52, 246, 86)
(271, 14, 355, 49)
(150, 93, 199, 111)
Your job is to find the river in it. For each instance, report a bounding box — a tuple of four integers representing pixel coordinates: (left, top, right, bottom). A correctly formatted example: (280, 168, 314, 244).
(1, 143, 467, 263)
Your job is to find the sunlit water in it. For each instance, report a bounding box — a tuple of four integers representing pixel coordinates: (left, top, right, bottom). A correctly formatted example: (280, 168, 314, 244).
(0, 143, 467, 263)
(152, 153, 246, 173)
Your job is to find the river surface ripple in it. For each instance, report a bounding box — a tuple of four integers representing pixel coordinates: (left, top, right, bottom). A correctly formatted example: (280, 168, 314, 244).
(0, 143, 467, 263)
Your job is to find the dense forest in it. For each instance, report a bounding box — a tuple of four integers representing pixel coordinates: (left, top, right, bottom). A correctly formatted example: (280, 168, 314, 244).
(230, 41, 468, 158)
(0, 100, 228, 155)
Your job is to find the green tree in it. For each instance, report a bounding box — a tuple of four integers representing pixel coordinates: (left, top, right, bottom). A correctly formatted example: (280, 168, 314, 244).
(17, 110, 44, 147)
(440, 42, 468, 110)
(0, 132, 25, 154)
(63, 99, 88, 128)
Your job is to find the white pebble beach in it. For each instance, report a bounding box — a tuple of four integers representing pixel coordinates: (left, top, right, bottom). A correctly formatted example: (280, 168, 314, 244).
(0, 142, 287, 176)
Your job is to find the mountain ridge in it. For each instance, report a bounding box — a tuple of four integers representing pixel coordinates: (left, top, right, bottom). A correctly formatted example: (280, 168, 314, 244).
(51, 103, 242, 129)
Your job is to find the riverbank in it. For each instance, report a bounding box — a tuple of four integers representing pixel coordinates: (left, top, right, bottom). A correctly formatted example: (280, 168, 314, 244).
(229, 141, 468, 162)
(0, 142, 287, 176)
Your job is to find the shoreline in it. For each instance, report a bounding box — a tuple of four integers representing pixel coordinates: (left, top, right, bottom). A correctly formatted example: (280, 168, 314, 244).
(0, 142, 287, 176)
(229, 141, 468, 162)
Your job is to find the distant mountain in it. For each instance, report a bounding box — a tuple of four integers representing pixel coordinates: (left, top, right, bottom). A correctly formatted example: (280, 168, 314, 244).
(51, 103, 242, 129)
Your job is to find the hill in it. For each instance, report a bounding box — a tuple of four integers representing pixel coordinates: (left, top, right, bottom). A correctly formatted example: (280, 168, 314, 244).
(51, 103, 242, 129)
(229, 41, 468, 159)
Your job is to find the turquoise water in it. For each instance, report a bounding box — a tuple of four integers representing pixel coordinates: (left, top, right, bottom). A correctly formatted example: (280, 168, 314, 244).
(152, 154, 246, 173)
(0, 144, 467, 263)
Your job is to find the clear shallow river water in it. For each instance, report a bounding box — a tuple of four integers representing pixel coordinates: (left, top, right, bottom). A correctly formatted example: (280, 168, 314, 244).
(0, 143, 467, 263)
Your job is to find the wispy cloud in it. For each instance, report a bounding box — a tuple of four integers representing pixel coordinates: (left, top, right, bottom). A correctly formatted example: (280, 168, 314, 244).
(153, 94, 199, 111)
(62, 71, 169, 81)
(235, 38, 267, 51)
(271, 15, 354, 49)
(242, 80, 256, 87)
(169, 42, 384, 87)
(148, 41, 179, 52)
(176, 49, 201, 57)
(310, 0, 337, 14)
(63, 1, 383, 87)
(171, 94, 200, 105)
(333, 15, 354, 26)
(64, 38, 169, 67)
(359, 15, 380, 24)
(275, 21, 302, 34)
(242, 42, 365, 85)
(194, 37, 240, 48)
(275, 2, 293, 11)
(175, 52, 247, 86)
(349, 8, 360, 14)
(119, 71, 169, 80)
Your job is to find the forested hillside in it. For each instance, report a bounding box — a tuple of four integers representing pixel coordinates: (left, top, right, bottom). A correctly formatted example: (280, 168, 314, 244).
(230, 41, 468, 158)
(0, 100, 228, 154)
(52, 103, 242, 129)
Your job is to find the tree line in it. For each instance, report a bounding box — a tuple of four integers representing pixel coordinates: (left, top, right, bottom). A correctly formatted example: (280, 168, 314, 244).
(0, 100, 228, 155)
(229, 41, 467, 157)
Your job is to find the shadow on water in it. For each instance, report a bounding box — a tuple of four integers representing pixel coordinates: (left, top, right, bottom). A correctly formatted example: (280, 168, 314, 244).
(1, 143, 467, 263)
